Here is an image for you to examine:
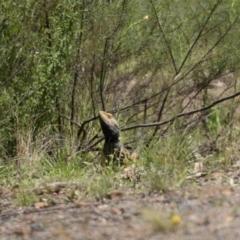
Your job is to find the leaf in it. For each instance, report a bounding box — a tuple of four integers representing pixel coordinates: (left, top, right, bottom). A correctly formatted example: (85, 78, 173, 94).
(193, 161, 204, 173)
(106, 190, 124, 199)
(34, 202, 49, 209)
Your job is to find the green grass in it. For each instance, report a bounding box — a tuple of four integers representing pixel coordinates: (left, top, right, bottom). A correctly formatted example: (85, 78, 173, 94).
(1, 121, 240, 207)
(16, 189, 38, 206)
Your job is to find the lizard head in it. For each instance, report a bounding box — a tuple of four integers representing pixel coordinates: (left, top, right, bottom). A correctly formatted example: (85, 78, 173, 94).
(99, 111, 120, 140)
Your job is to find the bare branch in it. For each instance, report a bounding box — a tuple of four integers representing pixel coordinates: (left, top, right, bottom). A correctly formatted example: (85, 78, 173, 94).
(121, 90, 240, 131)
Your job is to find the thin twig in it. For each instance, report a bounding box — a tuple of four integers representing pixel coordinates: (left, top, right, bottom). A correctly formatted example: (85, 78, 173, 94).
(150, 0, 177, 73)
(177, 1, 220, 73)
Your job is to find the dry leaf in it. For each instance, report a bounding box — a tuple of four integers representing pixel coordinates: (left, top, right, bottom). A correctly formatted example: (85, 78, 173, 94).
(193, 161, 203, 173)
(209, 171, 224, 180)
(111, 207, 122, 215)
(14, 226, 31, 235)
(106, 190, 124, 199)
(195, 172, 205, 178)
(34, 202, 49, 209)
(123, 167, 135, 179)
(74, 189, 81, 197)
(75, 201, 88, 208)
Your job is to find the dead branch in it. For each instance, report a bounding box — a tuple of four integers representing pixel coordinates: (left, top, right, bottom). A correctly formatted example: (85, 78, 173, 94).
(121, 90, 240, 131)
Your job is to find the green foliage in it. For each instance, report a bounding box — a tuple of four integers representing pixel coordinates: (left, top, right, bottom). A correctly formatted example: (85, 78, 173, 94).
(207, 106, 225, 134)
(88, 173, 114, 200)
(16, 189, 38, 206)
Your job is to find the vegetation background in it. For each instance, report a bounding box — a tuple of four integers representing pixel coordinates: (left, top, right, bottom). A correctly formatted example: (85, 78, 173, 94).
(1, 0, 240, 204)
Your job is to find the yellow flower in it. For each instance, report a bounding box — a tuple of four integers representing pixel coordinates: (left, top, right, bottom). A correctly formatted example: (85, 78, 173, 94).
(143, 15, 149, 20)
(171, 215, 181, 225)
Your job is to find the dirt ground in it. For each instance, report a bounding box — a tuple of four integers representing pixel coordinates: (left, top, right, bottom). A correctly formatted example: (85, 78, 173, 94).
(1, 173, 240, 240)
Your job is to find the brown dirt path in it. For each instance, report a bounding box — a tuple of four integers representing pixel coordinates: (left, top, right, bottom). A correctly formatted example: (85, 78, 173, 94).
(1, 183, 240, 240)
